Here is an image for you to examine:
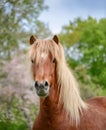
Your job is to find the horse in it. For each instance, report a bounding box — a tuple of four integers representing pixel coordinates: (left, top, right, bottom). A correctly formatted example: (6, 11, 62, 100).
(28, 35, 106, 130)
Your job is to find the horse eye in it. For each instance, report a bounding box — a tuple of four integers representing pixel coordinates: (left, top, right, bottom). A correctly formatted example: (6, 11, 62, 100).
(31, 59, 34, 63)
(52, 58, 56, 63)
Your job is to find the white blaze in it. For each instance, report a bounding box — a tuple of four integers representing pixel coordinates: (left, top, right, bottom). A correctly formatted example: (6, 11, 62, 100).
(41, 52, 47, 59)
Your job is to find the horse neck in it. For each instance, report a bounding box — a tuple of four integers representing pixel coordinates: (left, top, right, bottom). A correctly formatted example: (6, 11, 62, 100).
(39, 81, 61, 115)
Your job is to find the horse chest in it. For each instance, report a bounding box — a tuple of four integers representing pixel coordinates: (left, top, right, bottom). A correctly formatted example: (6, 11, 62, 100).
(33, 113, 73, 130)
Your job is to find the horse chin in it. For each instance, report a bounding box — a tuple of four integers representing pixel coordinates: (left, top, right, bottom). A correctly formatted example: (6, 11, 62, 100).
(36, 88, 49, 98)
(38, 93, 49, 98)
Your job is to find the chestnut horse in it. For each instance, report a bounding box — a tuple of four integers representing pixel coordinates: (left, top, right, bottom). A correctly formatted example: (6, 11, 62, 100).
(28, 35, 106, 130)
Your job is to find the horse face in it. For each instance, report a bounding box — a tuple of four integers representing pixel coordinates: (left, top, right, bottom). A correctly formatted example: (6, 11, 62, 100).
(29, 35, 59, 98)
(31, 51, 56, 98)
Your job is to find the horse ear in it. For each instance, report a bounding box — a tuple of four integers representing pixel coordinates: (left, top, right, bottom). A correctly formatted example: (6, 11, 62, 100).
(29, 35, 36, 45)
(53, 35, 59, 44)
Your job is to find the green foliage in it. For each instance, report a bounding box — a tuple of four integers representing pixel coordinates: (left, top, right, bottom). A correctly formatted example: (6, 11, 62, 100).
(99, 68, 106, 87)
(0, 95, 39, 130)
(0, 0, 51, 60)
(59, 16, 106, 95)
(0, 121, 27, 130)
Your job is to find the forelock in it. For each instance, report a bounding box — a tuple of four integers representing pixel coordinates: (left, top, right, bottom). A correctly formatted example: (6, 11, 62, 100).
(29, 39, 60, 62)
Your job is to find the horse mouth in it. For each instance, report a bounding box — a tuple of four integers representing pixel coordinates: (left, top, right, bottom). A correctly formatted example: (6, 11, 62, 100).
(36, 89, 49, 98)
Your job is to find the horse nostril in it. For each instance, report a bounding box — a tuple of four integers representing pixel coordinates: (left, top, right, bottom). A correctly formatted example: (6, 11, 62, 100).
(35, 81, 39, 88)
(35, 81, 49, 89)
(44, 81, 49, 86)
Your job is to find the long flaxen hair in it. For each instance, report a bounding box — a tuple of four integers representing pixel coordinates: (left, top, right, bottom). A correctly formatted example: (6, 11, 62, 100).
(28, 35, 87, 125)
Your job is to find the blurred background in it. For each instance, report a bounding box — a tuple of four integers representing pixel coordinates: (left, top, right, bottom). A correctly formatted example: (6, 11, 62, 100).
(0, 0, 106, 129)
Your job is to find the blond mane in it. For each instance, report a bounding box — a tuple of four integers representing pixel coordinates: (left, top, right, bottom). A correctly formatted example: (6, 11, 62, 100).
(56, 43, 87, 125)
(29, 38, 87, 125)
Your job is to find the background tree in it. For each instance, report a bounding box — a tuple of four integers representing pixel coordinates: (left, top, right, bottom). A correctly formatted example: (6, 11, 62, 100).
(0, 0, 51, 60)
(59, 16, 106, 94)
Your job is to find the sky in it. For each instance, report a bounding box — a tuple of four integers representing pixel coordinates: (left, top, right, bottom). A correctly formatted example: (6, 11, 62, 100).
(39, 0, 106, 34)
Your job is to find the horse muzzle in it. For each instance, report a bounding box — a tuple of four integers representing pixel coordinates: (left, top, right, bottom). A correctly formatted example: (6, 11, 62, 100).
(34, 80, 50, 97)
